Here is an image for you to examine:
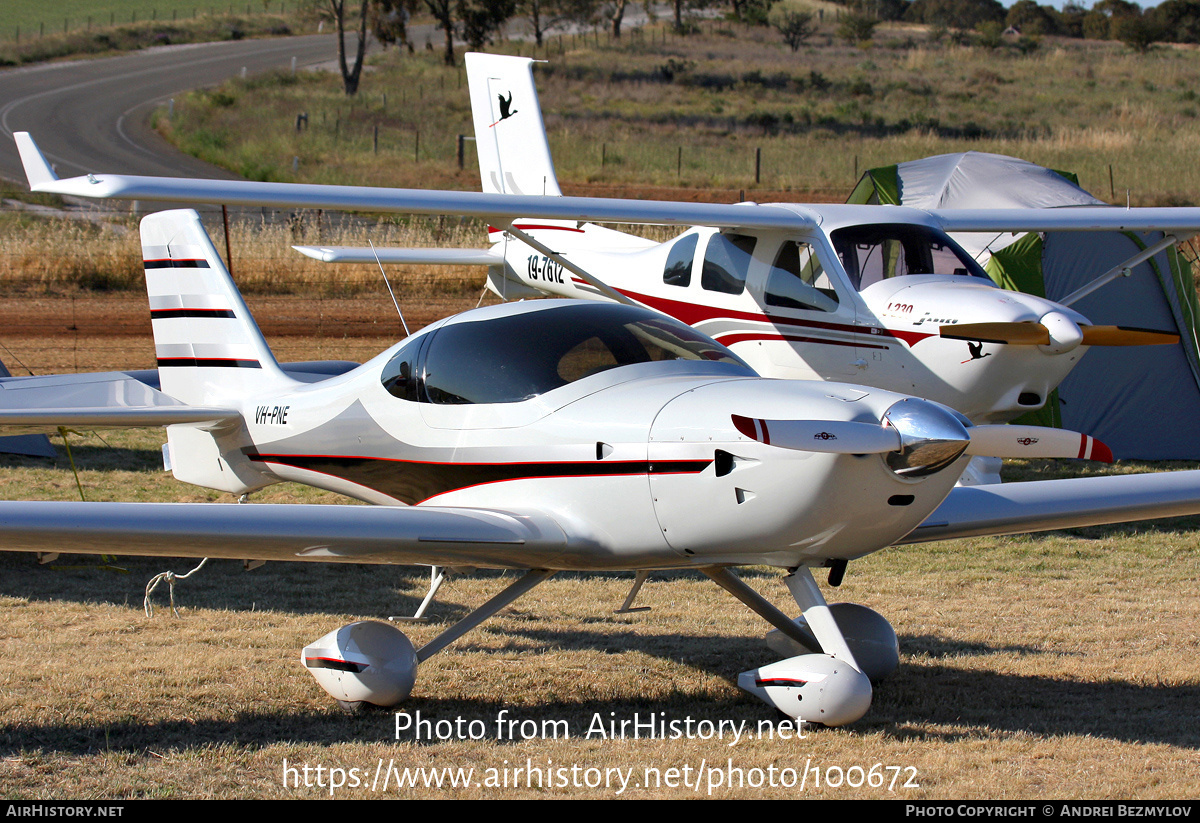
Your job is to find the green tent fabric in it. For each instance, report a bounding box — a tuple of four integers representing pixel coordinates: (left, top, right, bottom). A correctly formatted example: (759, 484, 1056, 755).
(847, 165, 901, 206)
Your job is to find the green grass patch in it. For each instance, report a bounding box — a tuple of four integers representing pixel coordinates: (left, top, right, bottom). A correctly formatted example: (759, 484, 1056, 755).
(0, 1, 316, 64)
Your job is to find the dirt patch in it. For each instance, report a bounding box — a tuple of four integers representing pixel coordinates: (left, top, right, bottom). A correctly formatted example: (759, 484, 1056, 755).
(0, 293, 485, 374)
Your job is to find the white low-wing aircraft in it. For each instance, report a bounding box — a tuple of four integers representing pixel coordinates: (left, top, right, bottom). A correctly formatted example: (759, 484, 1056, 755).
(1, 208, 1199, 726)
(288, 54, 1186, 439)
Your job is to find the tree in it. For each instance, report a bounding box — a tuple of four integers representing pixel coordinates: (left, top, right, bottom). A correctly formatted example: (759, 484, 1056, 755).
(905, 0, 1005, 30)
(769, 4, 818, 51)
(459, 0, 517, 50)
(1005, 0, 1058, 35)
(422, 0, 515, 65)
(369, 0, 417, 48)
(522, 0, 598, 47)
(424, 0, 458, 64)
(975, 18, 1004, 46)
(838, 10, 879, 43)
(1112, 12, 1160, 50)
(329, 0, 369, 96)
(607, 0, 629, 38)
(729, 0, 771, 25)
(1092, 0, 1141, 20)
(1052, 2, 1086, 37)
(1152, 0, 1200, 43)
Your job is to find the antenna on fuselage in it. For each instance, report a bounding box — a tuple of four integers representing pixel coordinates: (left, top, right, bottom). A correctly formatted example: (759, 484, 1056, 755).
(370, 239, 410, 338)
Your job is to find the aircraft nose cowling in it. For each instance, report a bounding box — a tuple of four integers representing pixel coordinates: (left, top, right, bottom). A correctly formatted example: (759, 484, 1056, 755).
(644, 380, 964, 563)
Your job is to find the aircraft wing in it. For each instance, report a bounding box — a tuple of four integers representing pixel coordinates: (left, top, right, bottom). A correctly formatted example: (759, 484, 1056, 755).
(0, 371, 238, 433)
(16, 132, 810, 232)
(928, 207, 1200, 234)
(0, 500, 568, 569)
(293, 246, 497, 265)
(902, 470, 1200, 544)
(20, 133, 1200, 236)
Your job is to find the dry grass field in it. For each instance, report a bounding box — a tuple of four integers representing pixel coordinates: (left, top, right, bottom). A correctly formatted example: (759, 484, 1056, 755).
(0, 289, 1196, 799)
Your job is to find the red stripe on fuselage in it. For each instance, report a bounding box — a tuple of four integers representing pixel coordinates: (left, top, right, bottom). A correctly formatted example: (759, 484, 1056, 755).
(601, 287, 932, 349)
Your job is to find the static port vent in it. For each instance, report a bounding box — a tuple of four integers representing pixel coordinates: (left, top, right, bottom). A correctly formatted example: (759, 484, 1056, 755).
(888, 494, 915, 506)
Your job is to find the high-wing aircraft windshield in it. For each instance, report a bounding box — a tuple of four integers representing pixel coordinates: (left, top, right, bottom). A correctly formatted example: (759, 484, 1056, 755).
(832, 223, 992, 291)
(388, 302, 749, 406)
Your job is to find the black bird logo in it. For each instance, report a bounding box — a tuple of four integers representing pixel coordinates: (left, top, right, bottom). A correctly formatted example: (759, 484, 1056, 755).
(961, 340, 993, 364)
(490, 92, 518, 127)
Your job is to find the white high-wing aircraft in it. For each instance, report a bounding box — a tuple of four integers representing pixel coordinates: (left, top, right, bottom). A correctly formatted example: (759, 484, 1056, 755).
(289, 54, 1186, 436)
(1, 208, 1199, 726)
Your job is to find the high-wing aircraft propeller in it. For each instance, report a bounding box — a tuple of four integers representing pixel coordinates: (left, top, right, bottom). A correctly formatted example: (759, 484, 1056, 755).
(0, 209, 1198, 726)
(938, 320, 1178, 348)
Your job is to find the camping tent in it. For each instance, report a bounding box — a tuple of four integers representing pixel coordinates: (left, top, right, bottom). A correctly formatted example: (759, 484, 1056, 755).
(848, 151, 1200, 459)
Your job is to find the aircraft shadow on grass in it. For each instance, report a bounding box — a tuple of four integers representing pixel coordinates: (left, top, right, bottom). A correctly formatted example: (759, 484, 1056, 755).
(1, 666, 1196, 756)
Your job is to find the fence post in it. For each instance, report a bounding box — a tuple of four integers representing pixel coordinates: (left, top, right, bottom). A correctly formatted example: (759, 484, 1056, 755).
(755, 147, 761, 184)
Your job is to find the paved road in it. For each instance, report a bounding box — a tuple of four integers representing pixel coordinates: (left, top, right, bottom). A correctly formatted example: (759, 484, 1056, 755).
(0, 34, 345, 186)
(0, 12, 667, 192)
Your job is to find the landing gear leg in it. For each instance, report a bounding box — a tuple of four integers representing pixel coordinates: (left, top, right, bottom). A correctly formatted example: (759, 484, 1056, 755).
(304, 569, 556, 708)
(703, 565, 872, 726)
(390, 565, 447, 622)
(784, 567, 861, 670)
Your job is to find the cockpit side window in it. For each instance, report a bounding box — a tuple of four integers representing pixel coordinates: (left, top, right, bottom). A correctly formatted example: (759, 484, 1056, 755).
(701, 233, 757, 295)
(764, 241, 839, 313)
(380, 337, 424, 401)
(663, 234, 699, 287)
(831, 224, 989, 291)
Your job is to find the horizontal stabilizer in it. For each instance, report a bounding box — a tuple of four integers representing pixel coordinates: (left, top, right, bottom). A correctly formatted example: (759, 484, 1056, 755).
(0, 371, 239, 433)
(0, 406, 239, 434)
(293, 246, 497, 265)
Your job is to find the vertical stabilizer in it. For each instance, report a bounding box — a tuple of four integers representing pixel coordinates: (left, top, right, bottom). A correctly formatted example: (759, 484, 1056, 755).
(140, 209, 294, 494)
(140, 209, 297, 406)
(466, 52, 562, 197)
